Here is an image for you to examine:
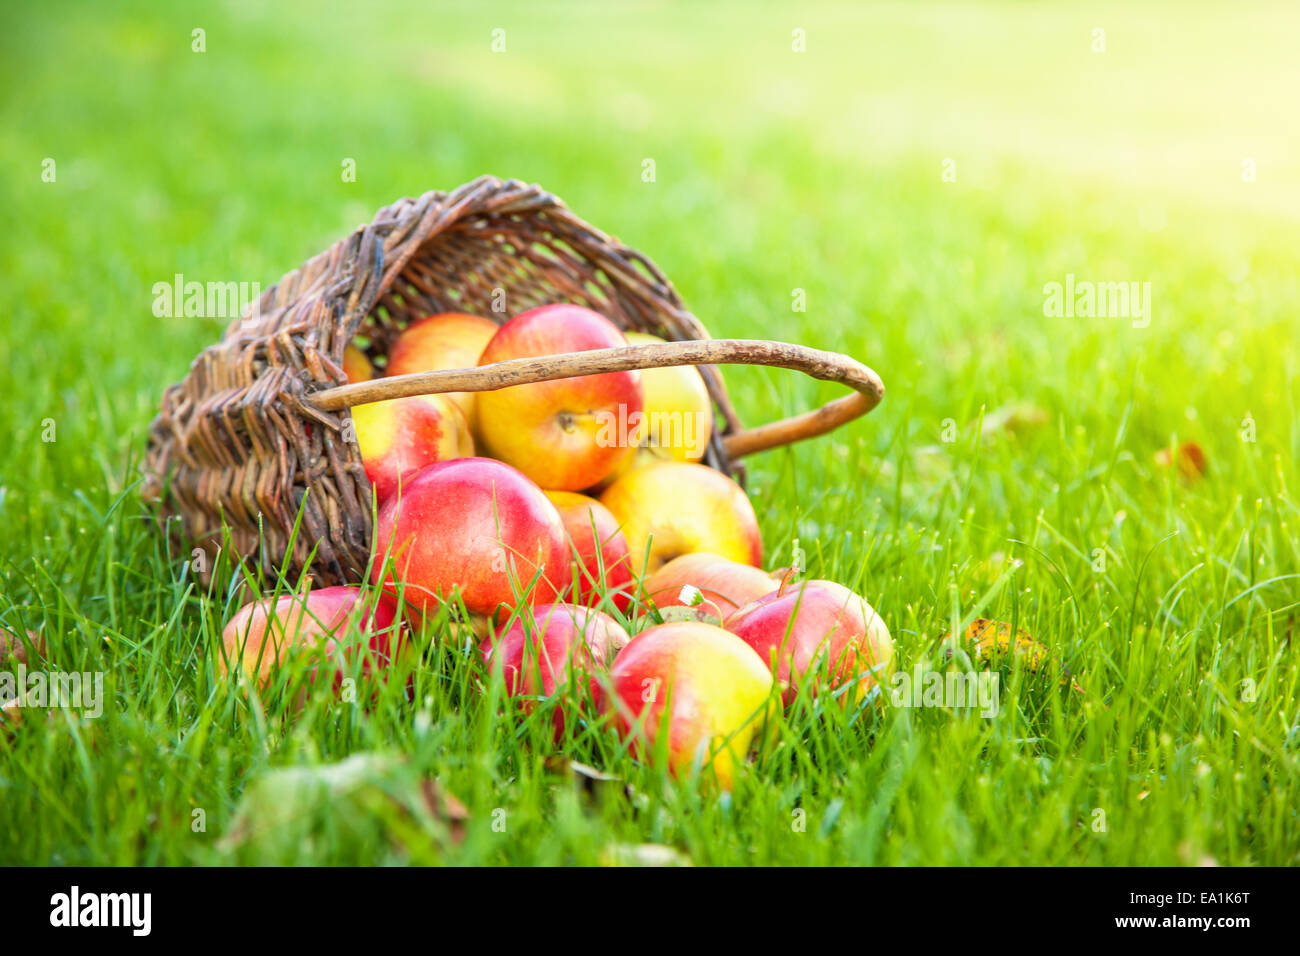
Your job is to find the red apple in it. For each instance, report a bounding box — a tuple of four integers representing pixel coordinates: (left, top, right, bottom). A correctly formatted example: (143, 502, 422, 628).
(476, 305, 643, 491)
(544, 490, 635, 611)
(600, 621, 774, 789)
(218, 586, 404, 694)
(481, 603, 630, 736)
(723, 580, 893, 706)
(352, 394, 474, 505)
(385, 312, 500, 430)
(370, 457, 571, 620)
(642, 552, 779, 619)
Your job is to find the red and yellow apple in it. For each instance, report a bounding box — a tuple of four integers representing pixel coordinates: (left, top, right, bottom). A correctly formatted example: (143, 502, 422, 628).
(599, 461, 762, 578)
(724, 579, 893, 706)
(218, 585, 404, 693)
(352, 394, 474, 505)
(481, 602, 630, 735)
(642, 552, 778, 619)
(370, 457, 571, 620)
(544, 490, 635, 611)
(385, 312, 500, 430)
(475, 305, 643, 491)
(600, 621, 774, 789)
(343, 344, 374, 384)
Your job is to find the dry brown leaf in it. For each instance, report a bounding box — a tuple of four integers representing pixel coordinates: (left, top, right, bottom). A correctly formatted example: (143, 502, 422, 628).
(220, 753, 470, 855)
(1, 696, 22, 732)
(1155, 441, 1207, 481)
(0, 628, 44, 667)
(544, 758, 650, 810)
(980, 402, 1050, 440)
(419, 779, 469, 845)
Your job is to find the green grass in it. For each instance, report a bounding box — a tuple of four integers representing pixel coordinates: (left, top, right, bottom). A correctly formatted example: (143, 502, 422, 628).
(2, 0, 1298, 865)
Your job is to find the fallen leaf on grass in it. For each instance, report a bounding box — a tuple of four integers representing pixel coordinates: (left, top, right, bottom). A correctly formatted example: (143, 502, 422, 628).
(979, 402, 1050, 440)
(657, 604, 723, 627)
(544, 757, 621, 785)
(543, 757, 650, 809)
(220, 753, 468, 858)
(599, 843, 692, 867)
(418, 779, 469, 841)
(941, 618, 1087, 695)
(0, 628, 44, 667)
(1154, 441, 1207, 481)
(1, 695, 22, 732)
(908, 445, 954, 484)
(942, 618, 1050, 670)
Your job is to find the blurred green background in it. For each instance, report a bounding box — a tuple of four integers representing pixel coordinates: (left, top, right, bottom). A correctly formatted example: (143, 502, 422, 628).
(1, 1, 1298, 865)
(3, 0, 1298, 477)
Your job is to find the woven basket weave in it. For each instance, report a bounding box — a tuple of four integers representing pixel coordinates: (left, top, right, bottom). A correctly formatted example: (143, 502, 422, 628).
(142, 176, 883, 586)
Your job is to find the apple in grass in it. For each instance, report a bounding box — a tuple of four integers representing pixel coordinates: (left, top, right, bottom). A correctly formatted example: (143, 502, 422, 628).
(642, 552, 779, 619)
(218, 586, 405, 694)
(544, 491, 635, 611)
(600, 622, 774, 790)
(481, 602, 630, 736)
(370, 457, 571, 621)
(599, 461, 762, 578)
(352, 394, 474, 505)
(476, 305, 643, 491)
(385, 312, 500, 430)
(724, 580, 894, 707)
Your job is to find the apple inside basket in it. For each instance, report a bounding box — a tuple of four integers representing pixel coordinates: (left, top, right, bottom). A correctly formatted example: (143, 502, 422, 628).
(142, 176, 884, 591)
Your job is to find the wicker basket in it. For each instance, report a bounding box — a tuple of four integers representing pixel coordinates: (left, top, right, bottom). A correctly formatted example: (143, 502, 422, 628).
(142, 176, 884, 586)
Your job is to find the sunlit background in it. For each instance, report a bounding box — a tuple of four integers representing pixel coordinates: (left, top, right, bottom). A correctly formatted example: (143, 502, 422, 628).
(4, 1, 1297, 475)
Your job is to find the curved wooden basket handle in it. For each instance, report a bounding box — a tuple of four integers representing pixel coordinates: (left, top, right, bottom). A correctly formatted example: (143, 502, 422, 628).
(309, 339, 884, 460)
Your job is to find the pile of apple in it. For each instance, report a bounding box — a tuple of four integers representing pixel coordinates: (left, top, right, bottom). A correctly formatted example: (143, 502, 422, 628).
(220, 304, 894, 787)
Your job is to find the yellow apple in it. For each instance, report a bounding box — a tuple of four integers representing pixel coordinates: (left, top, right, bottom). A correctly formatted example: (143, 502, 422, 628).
(594, 332, 713, 489)
(599, 461, 762, 578)
(624, 331, 712, 462)
(343, 344, 374, 384)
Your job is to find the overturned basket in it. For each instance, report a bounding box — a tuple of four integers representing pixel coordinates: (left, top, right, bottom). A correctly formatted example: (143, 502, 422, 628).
(143, 176, 884, 586)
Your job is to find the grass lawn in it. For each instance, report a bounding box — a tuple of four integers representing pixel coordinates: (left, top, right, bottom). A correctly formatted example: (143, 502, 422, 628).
(1, 0, 1298, 865)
